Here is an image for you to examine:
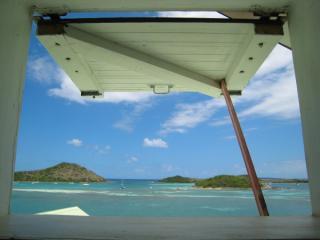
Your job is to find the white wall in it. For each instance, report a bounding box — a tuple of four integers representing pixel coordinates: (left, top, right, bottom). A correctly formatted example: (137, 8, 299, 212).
(0, 0, 32, 215)
(288, 0, 320, 216)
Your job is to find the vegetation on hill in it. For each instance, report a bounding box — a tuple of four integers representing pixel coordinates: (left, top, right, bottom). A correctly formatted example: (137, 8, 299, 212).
(160, 174, 308, 189)
(195, 175, 252, 188)
(159, 175, 195, 183)
(14, 162, 105, 182)
(260, 178, 308, 183)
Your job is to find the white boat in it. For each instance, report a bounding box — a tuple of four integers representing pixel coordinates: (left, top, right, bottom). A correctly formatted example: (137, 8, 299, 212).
(120, 180, 126, 189)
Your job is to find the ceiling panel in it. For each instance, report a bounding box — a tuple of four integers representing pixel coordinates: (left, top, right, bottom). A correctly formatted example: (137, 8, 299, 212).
(37, 20, 282, 98)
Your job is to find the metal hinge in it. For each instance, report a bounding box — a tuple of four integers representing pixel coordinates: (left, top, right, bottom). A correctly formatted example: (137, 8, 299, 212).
(250, 5, 288, 21)
(150, 85, 173, 94)
(31, 6, 69, 16)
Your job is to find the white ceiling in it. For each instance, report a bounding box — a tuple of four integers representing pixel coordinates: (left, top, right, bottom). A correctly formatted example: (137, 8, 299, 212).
(38, 20, 282, 97)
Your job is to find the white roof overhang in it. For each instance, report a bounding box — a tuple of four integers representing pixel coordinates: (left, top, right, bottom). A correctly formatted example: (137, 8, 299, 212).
(29, 0, 292, 13)
(36, 17, 284, 98)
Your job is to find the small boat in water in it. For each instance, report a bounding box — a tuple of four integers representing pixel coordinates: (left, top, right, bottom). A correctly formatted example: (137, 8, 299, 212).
(120, 180, 126, 189)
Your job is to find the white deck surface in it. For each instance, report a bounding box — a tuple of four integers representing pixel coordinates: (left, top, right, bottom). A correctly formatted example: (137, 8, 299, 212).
(0, 215, 319, 240)
(36, 206, 89, 216)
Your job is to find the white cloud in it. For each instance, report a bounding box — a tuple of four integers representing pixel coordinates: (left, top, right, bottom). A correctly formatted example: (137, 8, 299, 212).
(255, 45, 293, 77)
(143, 138, 168, 148)
(210, 64, 299, 125)
(238, 64, 300, 119)
(232, 163, 246, 175)
(134, 168, 145, 174)
(28, 57, 59, 84)
(48, 71, 86, 104)
(67, 138, 83, 147)
(127, 156, 139, 164)
(93, 145, 111, 154)
(162, 164, 174, 173)
(114, 102, 153, 132)
(224, 135, 236, 140)
(210, 117, 231, 127)
(157, 11, 227, 18)
(160, 98, 225, 134)
(223, 127, 257, 141)
(48, 71, 153, 104)
(257, 160, 307, 179)
(66, 139, 111, 153)
(29, 54, 156, 133)
(29, 55, 154, 104)
(161, 45, 300, 134)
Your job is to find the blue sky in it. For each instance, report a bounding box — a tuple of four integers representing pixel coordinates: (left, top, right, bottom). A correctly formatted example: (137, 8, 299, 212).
(15, 12, 307, 179)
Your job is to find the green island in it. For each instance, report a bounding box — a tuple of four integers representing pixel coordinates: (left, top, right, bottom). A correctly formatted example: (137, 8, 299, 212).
(14, 162, 106, 182)
(159, 175, 308, 189)
(159, 175, 196, 183)
(195, 175, 251, 188)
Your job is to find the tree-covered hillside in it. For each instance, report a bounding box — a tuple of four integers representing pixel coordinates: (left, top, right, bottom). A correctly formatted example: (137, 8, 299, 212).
(14, 162, 106, 182)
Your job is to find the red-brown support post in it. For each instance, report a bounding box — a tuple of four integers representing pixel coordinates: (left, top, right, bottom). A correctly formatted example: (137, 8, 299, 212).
(220, 80, 269, 216)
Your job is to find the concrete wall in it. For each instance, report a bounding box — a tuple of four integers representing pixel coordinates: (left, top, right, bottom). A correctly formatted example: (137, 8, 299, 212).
(288, 0, 320, 216)
(0, 0, 32, 215)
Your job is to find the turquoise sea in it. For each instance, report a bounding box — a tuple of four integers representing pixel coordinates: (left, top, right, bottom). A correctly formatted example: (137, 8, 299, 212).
(11, 180, 311, 216)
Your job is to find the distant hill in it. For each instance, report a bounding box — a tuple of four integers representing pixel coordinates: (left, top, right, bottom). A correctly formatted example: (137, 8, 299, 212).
(14, 162, 106, 182)
(159, 175, 196, 183)
(159, 175, 252, 187)
(195, 175, 251, 188)
(160, 174, 308, 189)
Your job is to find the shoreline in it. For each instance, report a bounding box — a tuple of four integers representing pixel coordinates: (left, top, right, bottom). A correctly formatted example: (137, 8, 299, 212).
(14, 181, 106, 183)
(193, 186, 289, 190)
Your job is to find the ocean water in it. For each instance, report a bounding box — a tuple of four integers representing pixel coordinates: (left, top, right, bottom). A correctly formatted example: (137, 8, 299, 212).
(11, 180, 311, 216)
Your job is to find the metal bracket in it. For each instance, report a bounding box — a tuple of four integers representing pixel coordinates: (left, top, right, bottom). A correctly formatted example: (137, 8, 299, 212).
(31, 6, 69, 16)
(249, 5, 286, 35)
(151, 85, 173, 94)
(250, 4, 288, 21)
(81, 91, 102, 99)
(254, 23, 284, 35)
(220, 90, 242, 96)
(37, 21, 65, 35)
(35, 13, 67, 35)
